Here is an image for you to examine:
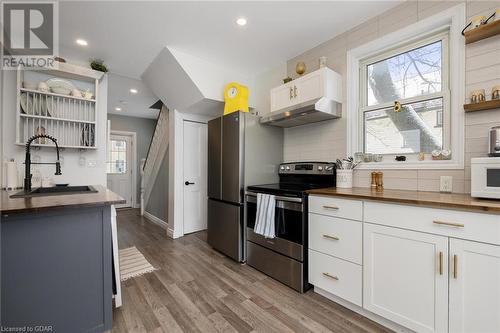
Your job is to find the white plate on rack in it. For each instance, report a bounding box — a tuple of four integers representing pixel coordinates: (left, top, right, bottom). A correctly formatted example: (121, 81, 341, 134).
(46, 78, 76, 95)
(20, 93, 47, 116)
(21, 93, 55, 117)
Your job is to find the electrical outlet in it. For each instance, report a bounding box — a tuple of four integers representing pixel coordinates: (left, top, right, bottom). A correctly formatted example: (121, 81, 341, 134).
(440, 176, 453, 193)
(87, 160, 97, 168)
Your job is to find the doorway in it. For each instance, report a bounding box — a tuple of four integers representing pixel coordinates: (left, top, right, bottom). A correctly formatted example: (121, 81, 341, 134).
(183, 120, 208, 234)
(107, 131, 136, 209)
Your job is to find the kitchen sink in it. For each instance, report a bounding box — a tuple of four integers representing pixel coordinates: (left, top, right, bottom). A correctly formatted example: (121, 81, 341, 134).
(10, 185, 98, 198)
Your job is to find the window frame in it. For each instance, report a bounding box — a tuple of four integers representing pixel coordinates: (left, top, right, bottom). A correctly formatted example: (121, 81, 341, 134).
(359, 31, 450, 157)
(346, 4, 465, 169)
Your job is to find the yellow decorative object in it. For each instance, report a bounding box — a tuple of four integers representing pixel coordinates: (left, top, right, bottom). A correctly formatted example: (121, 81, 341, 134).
(224, 82, 249, 115)
(394, 101, 402, 112)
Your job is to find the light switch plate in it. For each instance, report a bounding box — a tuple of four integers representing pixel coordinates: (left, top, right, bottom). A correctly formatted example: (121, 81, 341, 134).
(440, 176, 453, 193)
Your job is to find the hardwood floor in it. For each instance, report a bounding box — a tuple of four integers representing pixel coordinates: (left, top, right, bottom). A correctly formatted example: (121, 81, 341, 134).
(113, 209, 393, 333)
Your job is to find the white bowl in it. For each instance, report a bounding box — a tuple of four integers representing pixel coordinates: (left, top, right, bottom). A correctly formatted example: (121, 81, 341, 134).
(23, 81, 38, 90)
(37, 82, 49, 92)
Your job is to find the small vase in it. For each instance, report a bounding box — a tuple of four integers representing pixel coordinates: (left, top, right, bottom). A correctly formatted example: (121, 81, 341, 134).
(296, 62, 306, 76)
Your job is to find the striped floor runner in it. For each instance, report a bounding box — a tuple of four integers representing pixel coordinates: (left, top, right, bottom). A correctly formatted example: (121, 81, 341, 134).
(119, 246, 157, 281)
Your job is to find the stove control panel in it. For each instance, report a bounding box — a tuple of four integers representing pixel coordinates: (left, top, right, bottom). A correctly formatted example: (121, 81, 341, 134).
(279, 162, 336, 175)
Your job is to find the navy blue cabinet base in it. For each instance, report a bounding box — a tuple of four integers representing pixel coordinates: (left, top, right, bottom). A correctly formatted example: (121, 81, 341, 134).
(1, 186, 125, 333)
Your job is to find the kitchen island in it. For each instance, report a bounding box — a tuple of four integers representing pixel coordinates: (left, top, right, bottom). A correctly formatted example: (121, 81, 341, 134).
(0, 185, 124, 333)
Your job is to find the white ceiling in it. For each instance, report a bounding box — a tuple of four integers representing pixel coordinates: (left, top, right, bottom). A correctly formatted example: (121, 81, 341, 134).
(107, 73, 159, 119)
(58, 1, 402, 118)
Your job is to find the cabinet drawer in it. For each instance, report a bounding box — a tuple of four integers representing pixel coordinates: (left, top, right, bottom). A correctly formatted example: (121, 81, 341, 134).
(308, 249, 362, 306)
(309, 195, 362, 221)
(309, 214, 362, 264)
(364, 201, 500, 245)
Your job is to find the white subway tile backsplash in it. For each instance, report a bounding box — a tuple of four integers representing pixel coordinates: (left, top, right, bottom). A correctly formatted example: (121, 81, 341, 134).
(466, 49, 500, 71)
(465, 108, 500, 125)
(466, 122, 500, 139)
(466, 0, 499, 17)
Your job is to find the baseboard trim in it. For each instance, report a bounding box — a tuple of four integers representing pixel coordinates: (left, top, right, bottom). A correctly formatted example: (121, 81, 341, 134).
(314, 287, 412, 333)
(143, 211, 168, 230)
(166, 228, 174, 238)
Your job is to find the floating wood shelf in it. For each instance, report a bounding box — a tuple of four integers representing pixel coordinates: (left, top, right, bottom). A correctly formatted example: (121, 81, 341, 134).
(464, 20, 500, 44)
(464, 99, 500, 112)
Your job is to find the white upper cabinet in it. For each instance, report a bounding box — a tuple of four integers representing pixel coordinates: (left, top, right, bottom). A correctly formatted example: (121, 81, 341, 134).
(269, 68, 342, 113)
(363, 223, 449, 333)
(270, 82, 294, 112)
(449, 239, 500, 333)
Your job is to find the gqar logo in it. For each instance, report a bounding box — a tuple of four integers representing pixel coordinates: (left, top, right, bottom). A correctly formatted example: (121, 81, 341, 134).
(1, 1, 58, 69)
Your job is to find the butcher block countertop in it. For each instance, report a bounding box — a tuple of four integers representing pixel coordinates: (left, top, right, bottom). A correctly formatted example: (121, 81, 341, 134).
(307, 187, 500, 214)
(1, 185, 125, 215)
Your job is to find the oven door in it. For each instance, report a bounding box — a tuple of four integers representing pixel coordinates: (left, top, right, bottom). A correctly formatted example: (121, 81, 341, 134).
(245, 192, 304, 261)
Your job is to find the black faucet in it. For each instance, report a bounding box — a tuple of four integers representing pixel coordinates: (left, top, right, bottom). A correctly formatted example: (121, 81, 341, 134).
(24, 134, 62, 192)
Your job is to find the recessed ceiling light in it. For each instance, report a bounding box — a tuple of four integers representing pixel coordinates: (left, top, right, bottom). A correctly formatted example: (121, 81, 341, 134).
(115, 107, 122, 111)
(129, 88, 138, 94)
(76, 39, 88, 46)
(236, 17, 247, 26)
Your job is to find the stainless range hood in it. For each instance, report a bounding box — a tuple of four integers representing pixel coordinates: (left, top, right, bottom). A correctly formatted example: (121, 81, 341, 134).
(260, 96, 342, 128)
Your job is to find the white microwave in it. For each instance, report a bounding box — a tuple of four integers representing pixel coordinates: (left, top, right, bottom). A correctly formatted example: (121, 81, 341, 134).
(471, 157, 500, 199)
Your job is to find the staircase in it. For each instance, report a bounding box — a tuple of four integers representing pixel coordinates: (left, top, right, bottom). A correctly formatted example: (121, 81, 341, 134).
(141, 105, 169, 215)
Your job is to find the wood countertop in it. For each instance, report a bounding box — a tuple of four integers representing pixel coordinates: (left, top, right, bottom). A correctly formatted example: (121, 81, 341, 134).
(1, 185, 125, 215)
(307, 187, 500, 214)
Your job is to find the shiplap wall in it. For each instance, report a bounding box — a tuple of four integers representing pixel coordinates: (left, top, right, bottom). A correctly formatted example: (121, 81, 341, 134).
(283, 0, 500, 193)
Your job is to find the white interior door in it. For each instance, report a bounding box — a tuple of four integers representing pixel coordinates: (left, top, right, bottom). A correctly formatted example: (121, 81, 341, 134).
(183, 120, 208, 234)
(107, 134, 133, 208)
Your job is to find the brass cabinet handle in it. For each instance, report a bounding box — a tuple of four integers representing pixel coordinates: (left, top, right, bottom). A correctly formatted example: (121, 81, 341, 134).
(439, 251, 443, 275)
(323, 205, 339, 210)
(433, 220, 465, 228)
(322, 272, 339, 280)
(453, 254, 458, 279)
(293, 85, 298, 98)
(323, 234, 340, 241)
(289, 87, 293, 99)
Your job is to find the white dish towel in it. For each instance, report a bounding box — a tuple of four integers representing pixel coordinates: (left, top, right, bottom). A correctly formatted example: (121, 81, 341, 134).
(254, 193, 276, 239)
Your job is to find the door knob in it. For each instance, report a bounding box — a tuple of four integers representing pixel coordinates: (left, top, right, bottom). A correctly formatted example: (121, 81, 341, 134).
(185, 181, 195, 186)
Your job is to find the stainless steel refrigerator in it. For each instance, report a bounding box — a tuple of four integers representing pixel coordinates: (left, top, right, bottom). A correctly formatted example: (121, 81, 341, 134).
(207, 111, 283, 262)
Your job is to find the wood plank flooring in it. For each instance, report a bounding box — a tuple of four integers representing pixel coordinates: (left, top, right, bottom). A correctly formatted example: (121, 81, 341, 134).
(113, 209, 393, 333)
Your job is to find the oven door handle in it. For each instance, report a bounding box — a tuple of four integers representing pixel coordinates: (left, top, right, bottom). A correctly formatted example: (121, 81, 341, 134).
(245, 191, 303, 203)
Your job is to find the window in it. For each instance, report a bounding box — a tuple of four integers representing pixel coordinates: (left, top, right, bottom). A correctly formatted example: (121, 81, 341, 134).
(360, 33, 449, 156)
(107, 139, 127, 174)
(347, 4, 465, 169)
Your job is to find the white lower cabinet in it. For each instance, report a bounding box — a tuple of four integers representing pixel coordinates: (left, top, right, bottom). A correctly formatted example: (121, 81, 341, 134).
(309, 249, 362, 306)
(308, 195, 500, 333)
(363, 223, 449, 333)
(449, 239, 500, 333)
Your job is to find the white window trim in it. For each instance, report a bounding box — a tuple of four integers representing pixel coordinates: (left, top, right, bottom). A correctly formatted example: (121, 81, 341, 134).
(346, 4, 465, 170)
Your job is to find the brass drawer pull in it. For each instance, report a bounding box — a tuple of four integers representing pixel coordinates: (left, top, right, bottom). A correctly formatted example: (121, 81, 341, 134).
(439, 251, 443, 275)
(323, 234, 340, 241)
(433, 220, 464, 228)
(322, 272, 339, 280)
(323, 205, 339, 210)
(453, 254, 458, 279)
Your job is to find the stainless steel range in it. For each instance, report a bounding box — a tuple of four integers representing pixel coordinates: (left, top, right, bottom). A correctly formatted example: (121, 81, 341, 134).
(245, 162, 336, 293)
